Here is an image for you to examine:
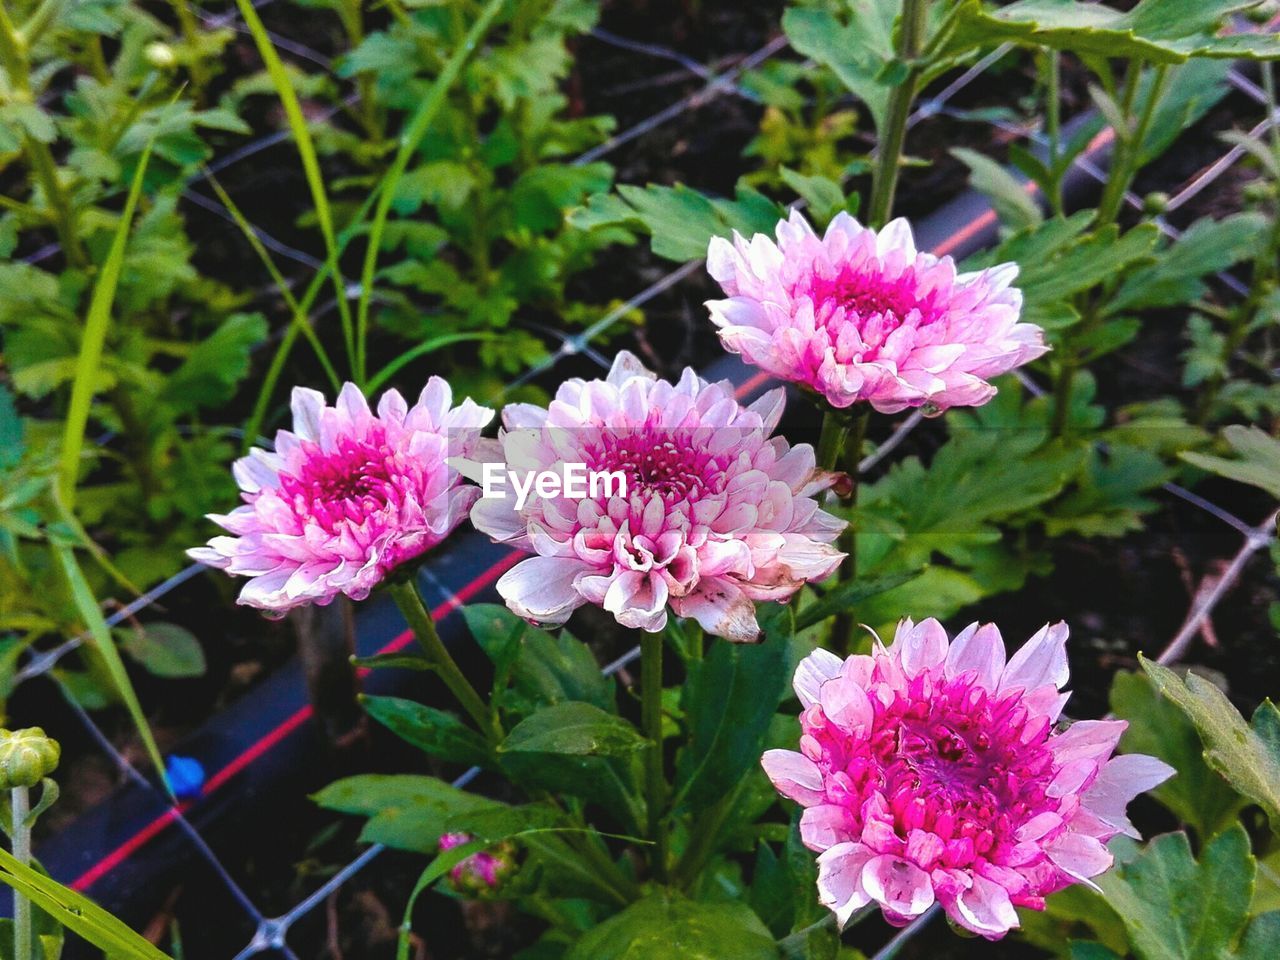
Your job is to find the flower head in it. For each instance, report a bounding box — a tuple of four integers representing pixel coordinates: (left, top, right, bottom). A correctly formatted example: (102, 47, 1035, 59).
(763, 619, 1173, 938)
(190, 381, 491, 615)
(706, 211, 1047, 414)
(438, 832, 517, 895)
(465, 352, 845, 642)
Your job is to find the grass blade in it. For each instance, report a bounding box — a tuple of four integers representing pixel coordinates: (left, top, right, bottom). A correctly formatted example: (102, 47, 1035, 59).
(365, 332, 496, 394)
(234, 0, 357, 376)
(54, 544, 172, 800)
(0, 846, 172, 960)
(57, 134, 156, 508)
(201, 166, 341, 392)
(355, 0, 508, 384)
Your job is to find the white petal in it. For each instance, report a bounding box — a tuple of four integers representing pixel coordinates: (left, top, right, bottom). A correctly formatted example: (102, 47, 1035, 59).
(944, 622, 1005, 690)
(1081, 753, 1175, 839)
(893, 617, 949, 678)
(1000, 621, 1070, 694)
(761, 749, 825, 806)
(290, 386, 327, 441)
(496, 556, 587, 625)
(793, 648, 844, 707)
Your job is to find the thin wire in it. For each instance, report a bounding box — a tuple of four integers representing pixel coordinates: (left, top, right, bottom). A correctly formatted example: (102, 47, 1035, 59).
(15, 562, 207, 683)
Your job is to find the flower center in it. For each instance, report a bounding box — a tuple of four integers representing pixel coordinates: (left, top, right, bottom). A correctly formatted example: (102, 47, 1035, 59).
(591, 433, 722, 503)
(279, 432, 401, 527)
(800, 266, 940, 359)
(818, 675, 1057, 862)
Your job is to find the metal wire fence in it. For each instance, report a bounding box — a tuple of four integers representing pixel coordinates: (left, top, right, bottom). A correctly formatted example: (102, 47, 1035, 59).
(13, 5, 1278, 958)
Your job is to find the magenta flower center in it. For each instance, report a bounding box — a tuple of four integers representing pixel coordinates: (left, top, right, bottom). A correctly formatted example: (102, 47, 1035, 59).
(798, 265, 941, 361)
(587, 432, 724, 504)
(278, 431, 404, 531)
(816, 673, 1055, 868)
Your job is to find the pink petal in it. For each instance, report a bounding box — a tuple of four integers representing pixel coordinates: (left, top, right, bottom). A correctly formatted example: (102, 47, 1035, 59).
(861, 854, 935, 920)
(793, 648, 844, 707)
(816, 843, 876, 927)
(761, 749, 825, 806)
(497, 556, 588, 625)
(944, 622, 1005, 690)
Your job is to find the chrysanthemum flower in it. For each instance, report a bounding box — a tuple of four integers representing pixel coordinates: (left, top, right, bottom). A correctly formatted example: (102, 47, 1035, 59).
(190, 381, 492, 615)
(706, 211, 1047, 414)
(464, 352, 845, 642)
(762, 619, 1173, 938)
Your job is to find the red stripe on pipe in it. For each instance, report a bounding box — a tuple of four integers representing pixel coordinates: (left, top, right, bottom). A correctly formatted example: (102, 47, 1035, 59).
(70, 807, 187, 892)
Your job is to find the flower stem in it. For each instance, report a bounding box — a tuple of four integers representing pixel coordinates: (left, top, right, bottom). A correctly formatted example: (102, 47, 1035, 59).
(11, 786, 31, 960)
(1045, 50, 1064, 215)
(640, 629, 668, 883)
(832, 410, 869, 652)
(388, 579, 499, 742)
(866, 0, 928, 228)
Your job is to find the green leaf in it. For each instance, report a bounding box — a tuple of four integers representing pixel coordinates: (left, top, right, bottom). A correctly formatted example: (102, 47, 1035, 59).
(159, 312, 268, 413)
(118, 622, 207, 679)
(361, 695, 491, 767)
(0, 847, 170, 960)
(465, 604, 614, 713)
(0, 385, 23, 469)
(952, 147, 1043, 231)
(1141, 657, 1280, 832)
(947, 0, 1280, 65)
(778, 168, 848, 224)
(1108, 213, 1269, 314)
(1181, 425, 1280, 500)
(1109, 671, 1243, 838)
(312, 774, 505, 853)
(566, 893, 779, 960)
(1098, 825, 1279, 960)
(499, 702, 647, 757)
(569, 180, 786, 262)
(510, 162, 614, 232)
(675, 632, 787, 813)
(781, 2, 896, 131)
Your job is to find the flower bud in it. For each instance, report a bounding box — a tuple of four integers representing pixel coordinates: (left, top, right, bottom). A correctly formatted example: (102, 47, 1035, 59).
(145, 42, 177, 70)
(1142, 191, 1170, 216)
(0, 728, 60, 789)
(438, 833, 517, 896)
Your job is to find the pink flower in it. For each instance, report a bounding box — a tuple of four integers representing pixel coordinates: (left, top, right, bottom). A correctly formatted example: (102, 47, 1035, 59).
(190, 381, 492, 615)
(706, 211, 1047, 414)
(438, 832, 516, 893)
(464, 352, 845, 642)
(762, 619, 1173, 938)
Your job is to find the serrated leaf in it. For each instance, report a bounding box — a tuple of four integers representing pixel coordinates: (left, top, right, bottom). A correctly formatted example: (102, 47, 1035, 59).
(1099, 825, 1279, 960)
(781, 3, 895, 131)
(947, 0, 1280, 65)
(1142, 658, 1280, 832)
(1109, 671, 1243, 838)
(1109, 213, 1269, 314)
(159, 313, 268, 414)
(570, 180, 786, 262)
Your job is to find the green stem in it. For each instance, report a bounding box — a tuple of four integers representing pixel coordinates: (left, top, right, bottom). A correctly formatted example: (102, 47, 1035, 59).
(168, 0, 210, 99)
(641, 629, 668, 883)
(11, 786, 31, 960)
(1046, 50, 1063, 215)
(387, 579, 499, 742)
(671, 779, 744, 889)
(866, 0, 927, 228)
(816, 408, 851, 472)
(1098, 62, 1168, 226)
(831, 410, 869, 652)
